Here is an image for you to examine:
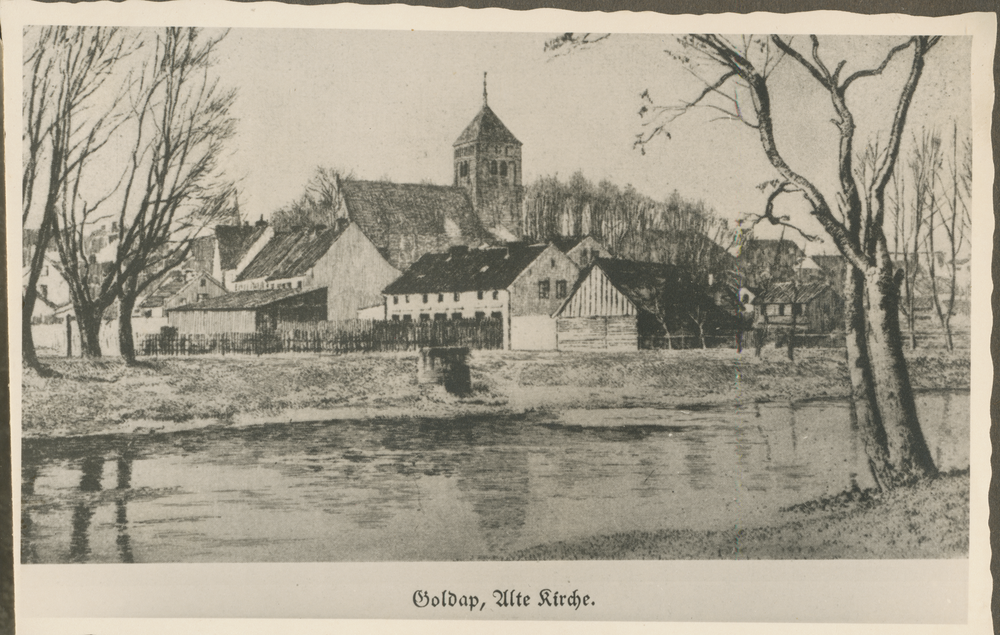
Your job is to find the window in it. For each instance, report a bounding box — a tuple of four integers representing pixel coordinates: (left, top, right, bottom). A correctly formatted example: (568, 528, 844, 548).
(500, 162, 508, 177)
(451, 312, 463, 320)
(297, 281, 302, 289)
(556, 280, 567, 299)
(405, 295, 410, 303)
(490, 160, 498, 175)
(492, 290, 499, 300)
(792, 303, 803, 316)
(143, 310, 153, 318)
(538, 280, 550, 299)
(419, 313, 430, 322)
(491, 311, 503, 320)
(200, 278, 207, 287)
(475, 311, 486, 320)
(434, 313, 447, 321)
(551, 258, 556, 268)
(778, 304, 786, 316)
(422, 294, 429, 304)
(403, 314, 412, 322)
(197, 293, 209, 302)
(437, 293, 444, 303)
(393, 296, 399, 305)
(460, 162, 469, 178)
(391, 315, 400, 322)
(477, 290, 484, 300)
(453, 292, 460, 301)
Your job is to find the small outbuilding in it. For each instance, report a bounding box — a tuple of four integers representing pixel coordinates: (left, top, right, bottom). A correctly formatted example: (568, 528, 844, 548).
(168, 287, 327, 334)
(554, 258, 732, 350)
(753, 281, 843, 333)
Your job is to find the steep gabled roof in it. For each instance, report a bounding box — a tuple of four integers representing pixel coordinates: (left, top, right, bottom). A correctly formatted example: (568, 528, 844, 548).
(383, 244, 549, 295)
(550, 236, 587, 253)
(236, 226, 345, 282)
(755, 281, 832, 304)
(453, 105, 521, 147)
(590, 258, 693, 317)
(341, 180, 489, 267)
(171, 287, 326, 311)
(139, 271, 188, 309)
(216, 224, 269, 271)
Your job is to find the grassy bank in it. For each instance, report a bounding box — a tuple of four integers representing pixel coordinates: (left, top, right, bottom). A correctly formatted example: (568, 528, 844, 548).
(506, 470, 969, 560)
(20, 346, 969, 438)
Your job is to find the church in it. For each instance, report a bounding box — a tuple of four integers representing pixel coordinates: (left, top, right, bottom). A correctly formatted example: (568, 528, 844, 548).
(170, 77, 529, 327)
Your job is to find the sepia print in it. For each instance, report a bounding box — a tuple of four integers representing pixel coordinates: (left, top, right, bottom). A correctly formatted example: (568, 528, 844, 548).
(8, 2, 992, 629)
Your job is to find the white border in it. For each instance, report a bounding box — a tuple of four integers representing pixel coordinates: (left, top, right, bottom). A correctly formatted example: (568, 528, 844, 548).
(4, 2, 994, 632)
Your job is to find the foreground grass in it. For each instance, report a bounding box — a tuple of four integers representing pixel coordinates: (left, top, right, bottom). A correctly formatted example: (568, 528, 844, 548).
(20, 346, 969, 438)
(505, 470, 969, 560)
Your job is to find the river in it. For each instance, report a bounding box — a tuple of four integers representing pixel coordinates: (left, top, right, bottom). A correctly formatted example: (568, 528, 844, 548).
(20, 390, 968, 563)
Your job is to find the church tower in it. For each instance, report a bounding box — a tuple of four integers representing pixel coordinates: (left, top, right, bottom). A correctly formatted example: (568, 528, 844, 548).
(454, 74, 523, 238)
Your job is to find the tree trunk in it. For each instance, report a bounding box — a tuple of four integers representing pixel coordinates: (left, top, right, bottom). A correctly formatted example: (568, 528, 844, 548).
(844, 267, 894, 490)
(862, 254, 938, 484)
(22, 215, 57, 375)
(76, 305, 105, 358)
(119, 293, 137, 365)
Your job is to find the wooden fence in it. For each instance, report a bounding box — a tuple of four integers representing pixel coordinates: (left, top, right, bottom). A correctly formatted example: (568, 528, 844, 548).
(136, 318, 504, 356)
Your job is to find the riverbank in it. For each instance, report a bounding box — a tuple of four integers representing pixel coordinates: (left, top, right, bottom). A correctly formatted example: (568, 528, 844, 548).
(20, 346, 969, 438)
(507, 470, 970, 560)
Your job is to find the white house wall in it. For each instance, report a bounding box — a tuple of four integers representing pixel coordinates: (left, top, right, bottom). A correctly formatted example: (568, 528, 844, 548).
(511, 315, 557, 350)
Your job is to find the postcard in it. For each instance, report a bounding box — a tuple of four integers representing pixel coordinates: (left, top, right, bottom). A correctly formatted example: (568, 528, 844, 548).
(5, 1, 994, 632)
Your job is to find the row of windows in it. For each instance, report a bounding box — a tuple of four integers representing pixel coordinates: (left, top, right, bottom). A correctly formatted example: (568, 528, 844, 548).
(390, 311, 502, 322)
(392, 290, 500, 305)
(538, 279, 568, 300)
(765, 303, 803, 317)
(456, 161, 517, 179)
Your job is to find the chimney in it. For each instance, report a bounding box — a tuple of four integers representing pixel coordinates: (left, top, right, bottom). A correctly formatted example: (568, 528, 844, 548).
(255, 214, 267, 228)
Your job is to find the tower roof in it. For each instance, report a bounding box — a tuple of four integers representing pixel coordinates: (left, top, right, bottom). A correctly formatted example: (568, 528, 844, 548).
(453, 104, 522, 147)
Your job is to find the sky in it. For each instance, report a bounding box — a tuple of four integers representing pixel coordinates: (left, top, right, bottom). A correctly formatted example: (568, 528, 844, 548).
(108, 30, 978, 254)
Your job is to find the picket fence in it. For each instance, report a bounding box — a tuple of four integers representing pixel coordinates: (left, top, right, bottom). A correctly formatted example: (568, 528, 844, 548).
(135, 318, 504, 356)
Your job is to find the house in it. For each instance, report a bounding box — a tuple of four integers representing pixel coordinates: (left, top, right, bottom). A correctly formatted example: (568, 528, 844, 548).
(233, 223, 401, 322)
(554, 258, 733, 351)
(550, 236, 612, 268)
(168, 287, 328, 334)
(753, 282, 844, 333)
(382, 242, 580, 350)
(136, 270, 227, 319)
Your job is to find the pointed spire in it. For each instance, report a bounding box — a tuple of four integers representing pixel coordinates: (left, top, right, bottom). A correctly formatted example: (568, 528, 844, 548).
(483, 72, 488, 106)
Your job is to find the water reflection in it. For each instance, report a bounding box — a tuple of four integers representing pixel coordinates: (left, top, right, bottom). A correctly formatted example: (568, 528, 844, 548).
(21, 391, 970, 563)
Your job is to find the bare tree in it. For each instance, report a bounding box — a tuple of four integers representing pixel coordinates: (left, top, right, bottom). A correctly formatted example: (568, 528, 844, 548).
(548, 33, 942, 487)
(21, 27, 137, 373)
(44, 27, 237, 360)
(272, 166, 353, 231)
(926, 124, 971, 351)
(112, 28, 238, 364)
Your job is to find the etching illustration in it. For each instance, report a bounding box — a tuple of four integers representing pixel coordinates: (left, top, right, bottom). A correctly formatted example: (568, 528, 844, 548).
(18, 28, 971, 565)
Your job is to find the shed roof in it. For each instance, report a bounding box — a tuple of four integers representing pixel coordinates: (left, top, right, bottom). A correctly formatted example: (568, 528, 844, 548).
(171, 287, 326, 312)
(216, 224, 269, 271)
(754, 281, 832, 304)
(383, 244, 549, 295)
(236, 226, 345, 282)
(453, 104, 521, 147)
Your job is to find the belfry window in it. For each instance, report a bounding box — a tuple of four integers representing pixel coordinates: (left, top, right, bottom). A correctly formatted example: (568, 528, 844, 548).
(490, 160, 498, 175)
(500, 162, 508, 177)
(460, 162, 469, 178)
